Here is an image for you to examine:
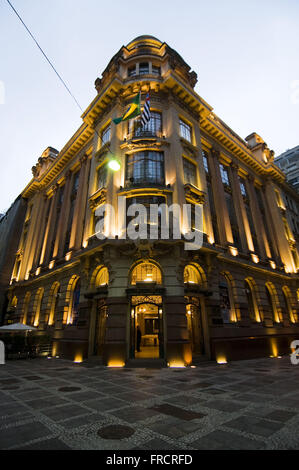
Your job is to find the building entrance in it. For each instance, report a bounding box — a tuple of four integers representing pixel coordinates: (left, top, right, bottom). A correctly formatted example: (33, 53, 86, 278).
(130, 296, 163, 359)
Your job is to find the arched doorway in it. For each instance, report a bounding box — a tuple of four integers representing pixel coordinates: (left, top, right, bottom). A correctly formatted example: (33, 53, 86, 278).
(185, 298, 204, 355)
(130, 296, 163, 360)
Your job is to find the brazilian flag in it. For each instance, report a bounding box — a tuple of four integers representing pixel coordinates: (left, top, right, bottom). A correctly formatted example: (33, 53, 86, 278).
(113, 93, 141, 125)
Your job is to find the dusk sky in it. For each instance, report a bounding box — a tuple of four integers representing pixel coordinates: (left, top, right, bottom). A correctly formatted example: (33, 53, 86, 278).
(1, 0, 299, 213)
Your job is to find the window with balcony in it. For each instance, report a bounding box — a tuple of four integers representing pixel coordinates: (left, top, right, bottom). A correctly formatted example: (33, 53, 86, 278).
(183, 158, 197, 186)
(126, 151, 164, 186)
(179, 119, 192, 143)
(129, 111, 162, 138)
(139, 62, 149, 75)
(101, 124, 111, 146)
(152, 65, 161, 75)
(128, 65, 136, 77)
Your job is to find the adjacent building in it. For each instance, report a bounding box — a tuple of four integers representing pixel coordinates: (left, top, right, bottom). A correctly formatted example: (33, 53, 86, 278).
(275, 146, 299, 193)
(0, 195, 27, 324)
(4, 36, 299, 366)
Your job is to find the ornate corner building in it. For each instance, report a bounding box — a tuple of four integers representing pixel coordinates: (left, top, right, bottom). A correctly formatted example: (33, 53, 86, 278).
(4, 35, 299, 366)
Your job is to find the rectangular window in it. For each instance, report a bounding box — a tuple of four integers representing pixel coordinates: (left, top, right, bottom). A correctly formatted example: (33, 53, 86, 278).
(101, 124, 111, 146)
(183, 158, 197, 186)
(126, 151, 164, 185)
(239, 178, 247, 197)
(97, 164, 107, 190)
(72, 172, 80, 196)
(179, 119, 192, 143)
(139, 63, 149, 75)
(202, 151, 209, 173)
(220, 164, 230, 186)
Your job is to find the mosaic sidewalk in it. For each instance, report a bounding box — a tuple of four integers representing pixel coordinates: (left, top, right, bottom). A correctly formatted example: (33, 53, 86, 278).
(0, 356, 299, 450)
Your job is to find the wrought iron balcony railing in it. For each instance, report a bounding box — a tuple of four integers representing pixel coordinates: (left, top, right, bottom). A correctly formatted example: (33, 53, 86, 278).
(126, 129, 163, 140)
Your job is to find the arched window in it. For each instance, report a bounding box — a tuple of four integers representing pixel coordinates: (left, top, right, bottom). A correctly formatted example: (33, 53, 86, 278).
(22, 292, 31, 325)
(130, 262, 162, 285)
(11, 295, 18, 309)
(219, 274, 236, 323)
(68, 278, 81, 325)
(48, 282, 60, 326)
(265, 283, 280, 323)
(33, 288, 44, 327)
(95, 267, 109, 287)
(64, 276, 81, 324)
(244, 279, 261, 323)
(184, 265, 202, 285)
(282, 286, 295, 324)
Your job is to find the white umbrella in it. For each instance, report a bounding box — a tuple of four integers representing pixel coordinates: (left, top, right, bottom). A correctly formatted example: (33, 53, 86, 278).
(0, 323, 37, 332)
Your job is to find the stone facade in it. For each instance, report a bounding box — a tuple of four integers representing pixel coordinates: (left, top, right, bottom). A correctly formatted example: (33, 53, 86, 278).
(4, 36, 299, 365)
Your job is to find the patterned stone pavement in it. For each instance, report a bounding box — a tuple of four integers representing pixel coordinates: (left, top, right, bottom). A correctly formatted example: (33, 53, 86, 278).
(0, 356, 299, 450)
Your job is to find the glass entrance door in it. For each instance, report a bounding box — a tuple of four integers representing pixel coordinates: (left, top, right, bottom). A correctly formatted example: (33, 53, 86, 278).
(130, 296, 163, 359)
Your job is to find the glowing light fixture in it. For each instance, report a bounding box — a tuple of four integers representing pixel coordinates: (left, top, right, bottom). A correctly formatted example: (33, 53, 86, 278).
(269, 261, 276, 270)
(168, 360, 186, 368)
(107, 360, 125, 368)
(216, 355, 228, 364)
(108, 158, 121, 172)
(73, 353, 83, 363)
(251, 254, 259, 264)
(229, 246, 238, 257)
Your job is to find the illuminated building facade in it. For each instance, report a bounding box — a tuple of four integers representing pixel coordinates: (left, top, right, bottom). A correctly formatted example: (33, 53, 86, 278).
(4, 36, 299, 365)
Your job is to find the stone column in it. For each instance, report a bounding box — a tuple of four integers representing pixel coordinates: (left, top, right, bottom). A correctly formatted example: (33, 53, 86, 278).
(193, 126, 214, 243)
(88, 299, 98, 357)
(110, 99, 124, 238)
(229, 163, 253, 253)
(19, 191, 45, 280)
(31, 195, 50, 270)
(41, 185, 60, 265)
(164, 296, 192, 366)
(246, 176, 269, 259)
(103, 296, 128, 366)
(259, 184, 281, 263)
(264, 180, 296, 272)
(54, 170, 73, 259)
(69, 155, 91, 251)
(209, 150, 234, 246)
(83, 133, 99, 245)
(163, 97, 185, 209)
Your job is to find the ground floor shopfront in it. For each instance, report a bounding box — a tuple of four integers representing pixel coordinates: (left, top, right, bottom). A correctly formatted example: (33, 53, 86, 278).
(5, 243, 299, 366)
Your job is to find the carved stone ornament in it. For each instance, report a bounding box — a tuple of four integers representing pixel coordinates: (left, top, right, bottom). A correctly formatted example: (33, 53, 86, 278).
(89, 188, 107, 210)
(184, 184, 205, 204)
